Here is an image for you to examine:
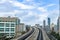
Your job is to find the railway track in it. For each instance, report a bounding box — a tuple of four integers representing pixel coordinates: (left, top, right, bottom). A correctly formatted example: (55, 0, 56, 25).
(25, 28, 39, 40)
(37, 28, 43, 40)
(18, 27, 34, 40)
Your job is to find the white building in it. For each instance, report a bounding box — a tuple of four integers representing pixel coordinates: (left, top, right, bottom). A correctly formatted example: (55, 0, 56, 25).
(0, 16, 20, 38)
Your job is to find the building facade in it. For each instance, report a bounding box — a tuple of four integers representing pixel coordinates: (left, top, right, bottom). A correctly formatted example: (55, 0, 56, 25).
(48, 17, 51, 32)
(0, 16, 20, 38)
(59, 17, 60, 35)
(50, 23, 54, 31)
(35, 24, 40, 27)
(26, 25, 31, 32)
(54, 25, 57, 33)
(57, 16, 60, 35)
(19, 23, 26, 32)
(58, 13, 60, 35)
(43, 20, 46, 29)
(57, 17, 59, 33)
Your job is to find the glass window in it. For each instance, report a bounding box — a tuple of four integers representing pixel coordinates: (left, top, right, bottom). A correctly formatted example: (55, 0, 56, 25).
(10, 33, 14, 36)
(11, 28, 14, 31)
(0, 23, 4, 27)
(11, 24, 15, 27)
(5, 28, 9, 31)
(0, 28, 4, 31)
(6, 23, 9, 27)
(0, 33, 5, 36)
(5, 33, 9, 36)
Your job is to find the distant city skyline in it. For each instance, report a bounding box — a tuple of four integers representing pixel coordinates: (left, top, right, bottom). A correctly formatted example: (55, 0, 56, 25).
(0, 0, 59, 25)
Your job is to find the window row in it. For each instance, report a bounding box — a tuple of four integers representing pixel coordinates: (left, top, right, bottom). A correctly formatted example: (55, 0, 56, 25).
(5, 33, 15, 36)
(0, 28, 15, 31)
(0, 23, 15, 27)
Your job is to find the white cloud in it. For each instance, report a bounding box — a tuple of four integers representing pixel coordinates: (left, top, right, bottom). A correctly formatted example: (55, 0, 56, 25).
(0, 0, 6, 3)
(45, 4, 56, 7)
(18, 10, 48, 25)
(37, 7, 48, 13)
(9, 1, 35, 9)
(13, 10, 20, 13)
(48, 10, 59, 24)
(0, 0, 59, 25)
(0, 11, 16, 17)
(24, 0, 33, 2)
(25, 0, 31, 2)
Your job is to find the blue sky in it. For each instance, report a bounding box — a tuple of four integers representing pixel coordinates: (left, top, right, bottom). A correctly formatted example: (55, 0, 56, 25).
(0, 0, 59, 25)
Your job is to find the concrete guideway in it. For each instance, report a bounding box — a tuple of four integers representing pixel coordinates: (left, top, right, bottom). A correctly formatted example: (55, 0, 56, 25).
(25, 27, 39, 40)
(37, 28, 43, 40)
(11, 27, 34, 40)
(37, 27, 50, 40)
(42, 29, 50, 40)
(18, 27, 34, 40)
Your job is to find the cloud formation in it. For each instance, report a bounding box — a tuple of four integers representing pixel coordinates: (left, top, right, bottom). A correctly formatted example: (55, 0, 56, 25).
(0, 0, 59, 25)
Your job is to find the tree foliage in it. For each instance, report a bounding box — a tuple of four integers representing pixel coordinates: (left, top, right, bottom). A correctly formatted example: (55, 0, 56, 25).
(50, 31, 60, 40)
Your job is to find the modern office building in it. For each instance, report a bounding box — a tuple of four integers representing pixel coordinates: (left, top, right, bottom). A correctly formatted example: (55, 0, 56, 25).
(57, 17, 59, 33)
(0, 16, 20, 38)
(57, 16, 60, 35)
(59, 12, 60, 35)
(59, 17, 60, 35)
(48, 17, 51, 32)
(43, 20, 46, 29)
(57, 13, 60, 35)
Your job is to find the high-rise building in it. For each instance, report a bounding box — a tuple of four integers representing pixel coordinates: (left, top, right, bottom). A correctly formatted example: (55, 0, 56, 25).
(48, 17, 51, 32)
(50, 23, 54, 31)
(58, 17, 60, 35)
(43, 20, 46, 29)
(0, 16, 20, 38)
(59, 17, 60, 35)
(57, 17, 59, 33)
(54, 25, 57, 33)
(59, 13, 60, 35)
(57, 13, 60, 35)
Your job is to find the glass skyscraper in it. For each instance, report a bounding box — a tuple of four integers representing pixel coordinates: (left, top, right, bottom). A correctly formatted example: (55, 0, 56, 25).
(48, 17, 50, 32)
(43, 20, 46, 29)
(59, 16, 60, 35)
(57, 18, 59, 33)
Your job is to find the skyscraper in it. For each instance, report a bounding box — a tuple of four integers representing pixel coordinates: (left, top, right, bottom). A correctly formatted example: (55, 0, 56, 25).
(57, 13, 60, 35)
(57, 17, 59, 33)
(59, 16, 60, 35)
(43, 20, 46, 29)
(59, 13, 60, 35)
(48, 17, 50, 32)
